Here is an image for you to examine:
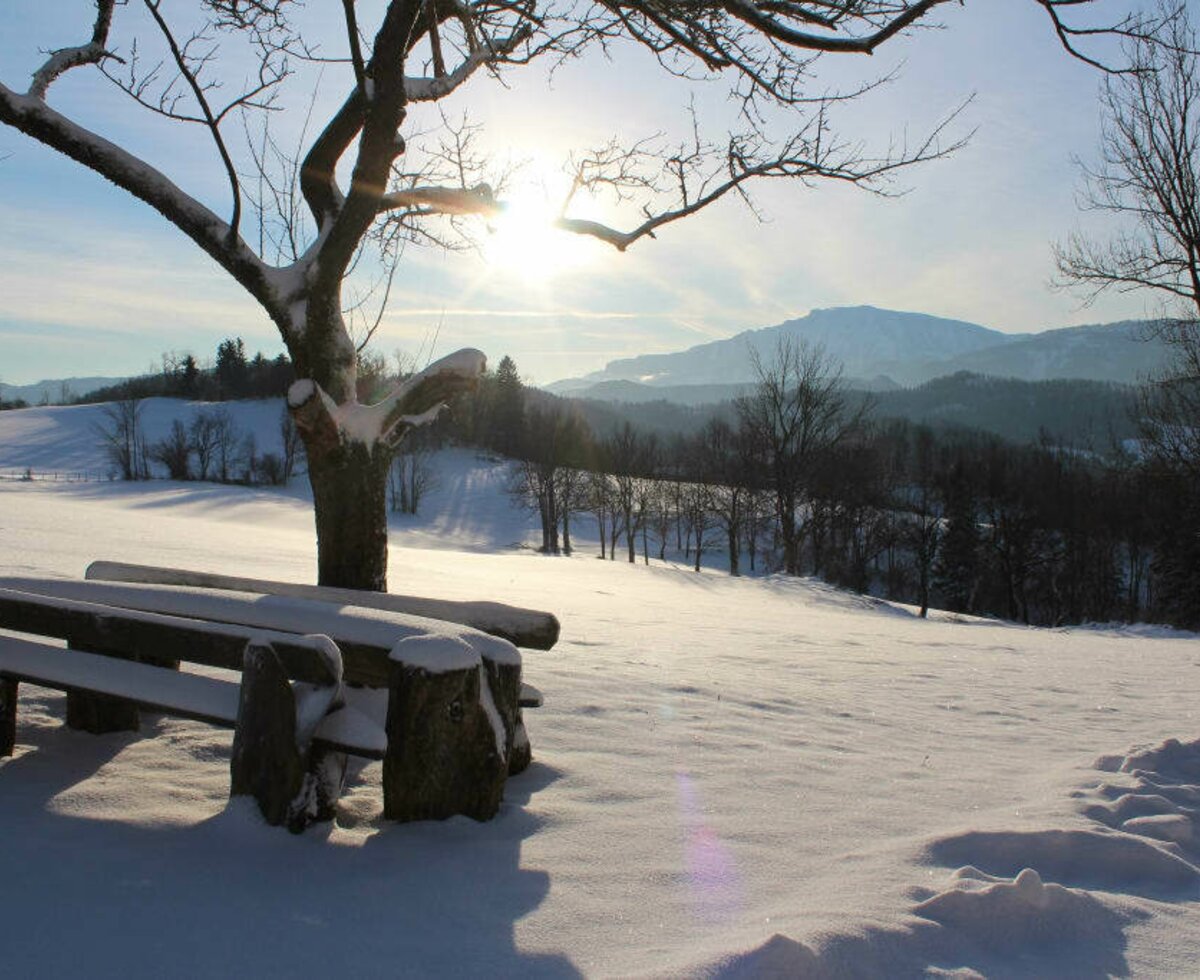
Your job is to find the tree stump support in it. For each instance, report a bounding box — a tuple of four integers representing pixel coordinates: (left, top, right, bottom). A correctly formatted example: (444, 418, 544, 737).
(65, 639, 145, 735)
(383, 635, 519, 822)
(66, 688, 140, 734)
(230, 640, 346, 832)
(481, 655, 531, 776)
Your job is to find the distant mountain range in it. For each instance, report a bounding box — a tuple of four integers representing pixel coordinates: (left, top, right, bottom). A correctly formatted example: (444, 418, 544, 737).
(0, 376, 128, 405)
(546, 306, 1170, 400)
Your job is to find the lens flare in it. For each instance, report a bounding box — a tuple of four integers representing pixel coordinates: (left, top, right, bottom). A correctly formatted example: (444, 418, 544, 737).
(676, 769, 743, 924)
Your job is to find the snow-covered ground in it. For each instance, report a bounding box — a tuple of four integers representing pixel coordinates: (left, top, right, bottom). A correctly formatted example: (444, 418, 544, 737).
(1, 403, 1199, 976)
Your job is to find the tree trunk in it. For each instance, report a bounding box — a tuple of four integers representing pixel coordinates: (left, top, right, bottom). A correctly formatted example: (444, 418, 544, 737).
(307, 439, 393, 591)
(0, 678, 17, 756)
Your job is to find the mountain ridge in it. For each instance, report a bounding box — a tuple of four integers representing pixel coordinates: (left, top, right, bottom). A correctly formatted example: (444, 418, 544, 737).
(0, 376, 130, 405)
(546, 306, 1168, 394)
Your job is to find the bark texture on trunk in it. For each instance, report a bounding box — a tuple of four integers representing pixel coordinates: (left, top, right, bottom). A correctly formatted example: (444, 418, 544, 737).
(0, 678, 17, 756)
(307, 440, 393, 592)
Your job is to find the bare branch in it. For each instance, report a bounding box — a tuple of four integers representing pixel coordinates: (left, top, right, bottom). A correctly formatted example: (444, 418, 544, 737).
(378, 183, 501, 216)
(27, 0, 123, 99)
(1056, 4, 1200, 315)
(342, 0, 370, 98)
(556, 98, 972, 251)
(143, 0, 243, 241)
(0, 83, 277, 315)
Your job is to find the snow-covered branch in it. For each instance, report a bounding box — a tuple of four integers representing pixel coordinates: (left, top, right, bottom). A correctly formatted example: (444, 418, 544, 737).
(405, 23, 532, 102)
(0, 85, 280, 316)
(287, 349, 487, 449)
(26, 0, 122, 99)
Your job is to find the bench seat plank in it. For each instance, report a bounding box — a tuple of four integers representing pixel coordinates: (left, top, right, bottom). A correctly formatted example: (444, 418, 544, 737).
(0, 577, 520, 689)
(0, 588, 340, 685)
(0, 635, 386, 758)
(0, 634, 239, 726)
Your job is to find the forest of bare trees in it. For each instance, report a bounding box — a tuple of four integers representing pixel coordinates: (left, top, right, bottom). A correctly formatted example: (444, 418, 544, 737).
(479, 346, 1196, 630)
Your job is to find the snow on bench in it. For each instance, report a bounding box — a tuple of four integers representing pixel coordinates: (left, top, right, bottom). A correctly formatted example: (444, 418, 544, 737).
(0, 634, 385, 758)
(86, 560, 561, 650)
(0, 575, 521, 684)
(0, 574, 542, 709)
(0, 575, 536, 828)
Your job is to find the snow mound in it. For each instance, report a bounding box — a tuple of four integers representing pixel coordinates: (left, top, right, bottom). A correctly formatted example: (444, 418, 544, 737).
(1081, 736, 1200, 869)
(914, 867, 1117, 947)
(1115, 736, 1200, 780)
(924, 828, 1199, 897)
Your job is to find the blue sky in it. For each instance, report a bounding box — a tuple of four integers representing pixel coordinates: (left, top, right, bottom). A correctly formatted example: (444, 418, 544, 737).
(0, 1, 1156, 386)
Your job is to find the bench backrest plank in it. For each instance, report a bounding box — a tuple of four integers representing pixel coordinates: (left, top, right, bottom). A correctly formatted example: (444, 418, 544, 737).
(86, 561, 561, 650)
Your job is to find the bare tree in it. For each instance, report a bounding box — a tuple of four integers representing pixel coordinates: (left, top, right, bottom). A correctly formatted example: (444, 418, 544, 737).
(1057, 5, 1200, 316)
(209, 407, 240, 484)
(389, 439, 438, 515)
(151, 419, 192, 481)
(95, 398, 150, 481)
(0, 1, 1138, 588)
(1056, 4, 1200, 487)
(279, 405, 304, 482)
(189, 410, 220, 482)
(509, 403, 590, 553)
(905, 427, 942, 617)
(694, 419, 749, 576)
(736, 339, 865, 575)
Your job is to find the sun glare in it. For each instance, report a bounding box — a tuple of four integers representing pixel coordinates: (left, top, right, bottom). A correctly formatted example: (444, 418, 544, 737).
(483, 184, 595, 284)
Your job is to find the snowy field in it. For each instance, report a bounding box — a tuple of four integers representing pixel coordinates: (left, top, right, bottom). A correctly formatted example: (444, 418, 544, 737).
(1, 403, 1200, 976)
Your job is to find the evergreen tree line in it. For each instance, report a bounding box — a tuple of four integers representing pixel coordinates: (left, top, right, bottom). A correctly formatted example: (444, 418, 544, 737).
(80, 339, 294, 404)
(460, 347, 1199, 631)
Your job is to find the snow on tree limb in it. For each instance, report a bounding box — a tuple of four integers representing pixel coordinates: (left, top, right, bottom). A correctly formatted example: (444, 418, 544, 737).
(26, 0, 121, 100)
(378, 348, 487, 446)
(288, 349, 486, 449)
(0, 84, 279, 319)
(406, 25, 532, 102)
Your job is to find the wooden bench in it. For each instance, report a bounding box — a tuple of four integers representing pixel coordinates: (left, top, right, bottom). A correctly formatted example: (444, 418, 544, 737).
(0, 574, 544, 830)
(85, 561, 561, 651)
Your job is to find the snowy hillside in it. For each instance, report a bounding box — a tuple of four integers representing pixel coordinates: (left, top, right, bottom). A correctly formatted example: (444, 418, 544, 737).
(1, 407, 1199, 975)
(0, 398, 292, 478)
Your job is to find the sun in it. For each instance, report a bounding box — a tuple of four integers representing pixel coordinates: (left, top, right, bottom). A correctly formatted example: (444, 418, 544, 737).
(482, 183, 596, 284)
